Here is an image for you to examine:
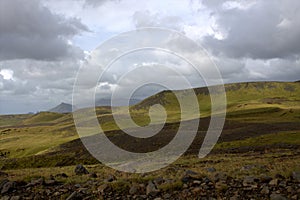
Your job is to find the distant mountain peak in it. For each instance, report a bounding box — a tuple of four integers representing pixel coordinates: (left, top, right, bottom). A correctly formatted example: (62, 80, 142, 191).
(58, 102, 69, 106)
(48, 102, 75, 113)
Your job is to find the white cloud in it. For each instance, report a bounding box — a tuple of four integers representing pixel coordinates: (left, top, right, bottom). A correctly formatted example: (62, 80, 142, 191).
(222, 1, 257, 10)
(0, 69, 14, 80)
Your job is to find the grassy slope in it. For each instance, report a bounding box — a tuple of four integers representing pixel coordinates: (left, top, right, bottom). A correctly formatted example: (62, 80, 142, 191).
(22, 112, 65, 125)
(0, 114, 32, 127)
(130, 81, 300, 123)
(0, 112, 77, 158)
(0, 81, 299, 161)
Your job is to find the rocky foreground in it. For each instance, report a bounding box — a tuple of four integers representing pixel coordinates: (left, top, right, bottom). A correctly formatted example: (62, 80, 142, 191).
(0, 164, 300, 200)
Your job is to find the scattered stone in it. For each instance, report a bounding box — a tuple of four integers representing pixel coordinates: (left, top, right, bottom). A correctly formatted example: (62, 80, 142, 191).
(53, 191, 61, 196)
(129, 184, 139, 195)
(185, 170, 198, 176)
(66, 191, 78, 200)
(105, 174, 116, 182)
(1, 181, 15, 194)
(0, 166, 299, 199)
(146, 181, 160, 196)
(55, 173, 68, 178)
(291, 171, 300, 182)
(0, 179, 9, 191)
(181, 176, 191, 184)
(74, 164, 89, 175)
(26, 177, 44, 187)
(213, 172, 228, 182)
(207, 167, 216, 173)
(286, 186, 293, 193)
(192, 187, 201, 193)
(269, 179, 279, 186)
(260, 186, 270, 194)
(291, 194, 298, 200)
(215, 181, 228, 192)
(0, 196, 10, 200)
(153, 177, 164, 185)
(202, 177, 212, 184)
(241, 165, 256, 171)
(242, 176, 258, 188)
(229, 195, 239, 200)
(275, 174, 285, 180)
(242, 164, 268, 173)
(181, 170, 202, 183)
(89, 172, 97, 178)
(270, 193, 287, 200)
(98, 184, 109, 194)
(139, 195, 147, 199)
(278, 180, 286, 187)
(260, 174, 273, 183)
(139, 183, 146, 190)
(10, 196, 21, 200)
(45, 179, 56, 186)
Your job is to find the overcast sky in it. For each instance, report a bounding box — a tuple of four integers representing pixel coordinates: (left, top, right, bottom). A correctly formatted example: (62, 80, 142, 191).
(0, 0, 299, 114)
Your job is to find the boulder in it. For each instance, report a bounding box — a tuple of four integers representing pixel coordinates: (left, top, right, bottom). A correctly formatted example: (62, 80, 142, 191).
(270, 193, 287, 200)
(1, 181, 16, 194)
(291, 171, 300, 182)
(89, 172, 97, 178)
(242, 176, 258, 188)
(206, 167, 216, 173)
(146, 181, 160, 196)
(105, 174, 116, 182)
(74, 164, 89, 175)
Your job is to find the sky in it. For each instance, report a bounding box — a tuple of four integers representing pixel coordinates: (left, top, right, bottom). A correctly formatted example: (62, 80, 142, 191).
(0, 0, 300, 114)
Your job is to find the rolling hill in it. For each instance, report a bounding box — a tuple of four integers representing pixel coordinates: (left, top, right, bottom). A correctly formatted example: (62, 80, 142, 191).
(0, 81, 299, 169)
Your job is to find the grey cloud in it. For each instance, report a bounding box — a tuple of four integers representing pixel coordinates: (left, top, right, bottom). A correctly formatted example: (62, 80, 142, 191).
(245, 57, 300, 82)
(0, 0, 89, 61)
(201, 0, 223, 8)
(202, 0, 300, 59)
(1, 59, 79, 90)
(0, 58, 80, 114)
(133, 11, 182, 30)
(211, 56, 248, 82)
(84, 0, 120, 7)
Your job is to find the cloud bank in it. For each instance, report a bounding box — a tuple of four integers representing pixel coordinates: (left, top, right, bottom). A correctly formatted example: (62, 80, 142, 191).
(0, 0, 299, 114)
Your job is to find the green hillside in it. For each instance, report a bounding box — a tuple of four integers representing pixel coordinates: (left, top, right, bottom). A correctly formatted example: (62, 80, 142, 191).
(22, 112, 65, 125)
(130, 81, 300, 123)
(0, 81, 299, 167)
